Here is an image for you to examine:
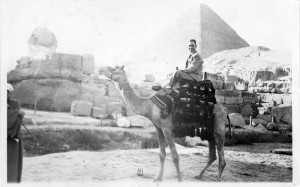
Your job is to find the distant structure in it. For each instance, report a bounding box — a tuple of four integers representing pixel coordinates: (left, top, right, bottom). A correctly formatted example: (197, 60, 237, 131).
(129, 4, 249, 68)
(27, 27, 58, 60)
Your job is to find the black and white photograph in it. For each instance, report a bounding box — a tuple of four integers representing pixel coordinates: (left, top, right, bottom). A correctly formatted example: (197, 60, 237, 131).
(1, 0, 299, 186)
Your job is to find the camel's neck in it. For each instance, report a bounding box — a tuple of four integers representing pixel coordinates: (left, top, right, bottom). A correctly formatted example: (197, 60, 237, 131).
(119, 77, 153, 119)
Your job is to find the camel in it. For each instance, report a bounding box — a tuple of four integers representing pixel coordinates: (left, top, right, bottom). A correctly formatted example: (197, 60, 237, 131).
(105, 66, 230, 182)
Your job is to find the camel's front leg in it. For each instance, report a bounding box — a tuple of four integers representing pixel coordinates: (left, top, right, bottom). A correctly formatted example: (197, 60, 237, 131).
(163, 129, 182, 182)
(154, 127, 166, 182)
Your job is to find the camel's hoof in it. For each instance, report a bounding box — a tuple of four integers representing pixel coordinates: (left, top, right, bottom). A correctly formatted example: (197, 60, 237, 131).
(153, 178, 162, 183)
(194, 175, 202, 180)
(178, 178, 183, 182)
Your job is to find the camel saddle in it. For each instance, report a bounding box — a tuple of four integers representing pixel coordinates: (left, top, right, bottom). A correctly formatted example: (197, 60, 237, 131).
(150, 79, 216, 141)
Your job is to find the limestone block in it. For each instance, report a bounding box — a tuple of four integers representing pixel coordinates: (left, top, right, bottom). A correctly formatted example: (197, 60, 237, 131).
(211, 80, 224, 90)
(82, 54, 95, 75)
(81, 82, 107, 96)
(258, 107, 269, 115)
(117, 117, 131, 128)
(70, 100, 92, 116)
(281, 113, 292, 125)
(185, 136, 208, 147)
(271, 94, 283, 105)
(255, 71, 276, 81)
(215, 95, 225, 103)
(224, 82, 236, 90)
(216, 90, 242, 97)
(94, 95, 125, 108)
(225, 75, 238, 83)
(8, 53, 83, 82)
(267, 105, 292, 122)
(243, 97, 256, 103)
(107, 102, 125, 119)
(91, 107, 107, 119)
(111, 112, 123, 120)
(235, 82, 248, 91)
(281, 94, 292, 105)
(224, 97, 243, 104)
(80, 93, 94, 104)
(11, 79, 80, 112)
(228, 113, 246, 127)
(239, 103, 253, 116)
(206, 72, 219, 80)
(125, 115, 153, 128)
(222, 104, 240, 113)
(257, 114, 272, 123)
(257, 93, 272, 103)
(251, 119, 268, 126)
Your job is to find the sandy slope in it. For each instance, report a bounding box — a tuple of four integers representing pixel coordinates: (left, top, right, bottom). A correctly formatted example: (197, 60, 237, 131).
(22, 144, 292, 183)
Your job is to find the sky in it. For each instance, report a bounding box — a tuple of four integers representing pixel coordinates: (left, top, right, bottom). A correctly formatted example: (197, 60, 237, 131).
(0, 0, 299, 72)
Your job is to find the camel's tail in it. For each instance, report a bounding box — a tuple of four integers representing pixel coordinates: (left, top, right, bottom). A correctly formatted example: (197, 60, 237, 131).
(227, 114, 232, 140)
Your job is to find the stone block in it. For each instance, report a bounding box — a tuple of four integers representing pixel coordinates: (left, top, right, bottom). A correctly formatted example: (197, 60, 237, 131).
(224, 82, 236, 90)
(225, 75, 238, 83)
(239, 103, 253, 116)
(8, 53, 84, 82)
(252, 119, 268, 126)
(235, 82, 248, 91)
(81, 82, 107, 96)
(94, 95, 125, 108)
(257, 93, 272, 103)
(224, 97, 243, 104)
(267, 104, 292, 122)
(125, 115, 153, 128)
(228, 113, 246, 127)
(215, 90, 242, 97)
(117, 117, 131, 128)
(281, 94, 292, 104)
(70, 100, 92, 116)
(91, 107, 107, 118)
(215, 95, 225, 103)
(257, 114, 272, 123)
(80, 93, 94, 104)
(206, 72, 219, 80)
(107, 102, 125, 118)
(82, 54, 95, 75)
(222, 104, 240, 113)
(111, 112, 123, 120)
(211, 80, 224, 90)
(242, 92, 257, 103)
(281, 113, 292, 125)
(11, 79, 80, 112)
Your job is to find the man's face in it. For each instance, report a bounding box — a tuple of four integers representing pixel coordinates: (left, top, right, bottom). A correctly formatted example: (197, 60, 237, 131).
(188, 41, 197, 53)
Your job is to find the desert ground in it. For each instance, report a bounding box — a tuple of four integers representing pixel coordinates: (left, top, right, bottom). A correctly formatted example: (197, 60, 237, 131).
(20, 109, 292, 184)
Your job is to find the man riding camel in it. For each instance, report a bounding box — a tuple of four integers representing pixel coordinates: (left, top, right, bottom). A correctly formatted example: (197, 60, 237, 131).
(153, 39, 204, 94)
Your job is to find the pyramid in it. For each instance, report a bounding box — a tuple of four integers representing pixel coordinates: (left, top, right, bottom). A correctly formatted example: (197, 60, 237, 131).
(128, 4, 249, 75)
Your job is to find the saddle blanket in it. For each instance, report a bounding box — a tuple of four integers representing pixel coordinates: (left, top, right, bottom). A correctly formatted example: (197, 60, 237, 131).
(150, 92, 176, 118)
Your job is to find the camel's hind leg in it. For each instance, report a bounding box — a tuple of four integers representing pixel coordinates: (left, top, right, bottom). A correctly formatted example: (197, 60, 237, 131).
(163, 128, 182, 182)
(195, 140, 217, 180)
(154, 126, 167, 182)
(215, 133, 226, 181)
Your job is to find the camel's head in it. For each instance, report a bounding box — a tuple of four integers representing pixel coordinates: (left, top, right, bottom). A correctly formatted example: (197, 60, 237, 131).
(101, 65, 128, 90)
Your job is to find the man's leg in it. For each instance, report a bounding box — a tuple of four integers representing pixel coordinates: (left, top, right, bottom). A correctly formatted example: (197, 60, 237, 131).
(168, 70, 194, 88)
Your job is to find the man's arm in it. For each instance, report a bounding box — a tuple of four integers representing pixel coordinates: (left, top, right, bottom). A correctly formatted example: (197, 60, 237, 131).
(182, 53, 203, 73)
